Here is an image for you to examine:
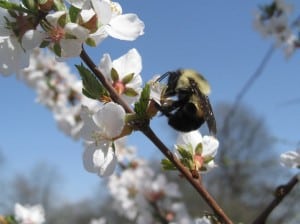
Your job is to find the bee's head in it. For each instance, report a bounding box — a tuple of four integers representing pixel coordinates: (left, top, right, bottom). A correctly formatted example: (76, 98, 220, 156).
(156, 70, 181, 97)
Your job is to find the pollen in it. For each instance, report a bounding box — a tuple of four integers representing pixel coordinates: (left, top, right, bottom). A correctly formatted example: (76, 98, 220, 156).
(110, 2, 122, 15)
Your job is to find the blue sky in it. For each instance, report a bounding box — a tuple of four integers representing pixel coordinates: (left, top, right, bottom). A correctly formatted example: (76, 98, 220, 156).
(1, 0, 300, 203)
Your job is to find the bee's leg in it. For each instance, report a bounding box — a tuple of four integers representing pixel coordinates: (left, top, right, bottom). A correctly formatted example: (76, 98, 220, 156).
(154, 99, 186, 117)
(154, 101, 173, 117)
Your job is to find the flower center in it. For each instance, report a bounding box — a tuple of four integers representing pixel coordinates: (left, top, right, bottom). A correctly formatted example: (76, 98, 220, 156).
(112, 80, 125, 94)
(110, 2, 122, 15)
(49, 26, 65, 43)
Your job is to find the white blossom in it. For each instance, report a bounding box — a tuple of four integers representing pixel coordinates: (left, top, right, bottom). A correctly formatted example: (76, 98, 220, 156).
(89, 217, 106, 224)
(99, 48, 143, 104)
(14, 203, 45, 224)
(19, 50, 89, 139)
(280, 148, 300, 168)
(80, 103, 126, 176)
(107, 157, 190, 223)
(90, 0, 144, 45)
(83, 142, 118, 177)
(176, 130, 219, 173)
(148, 75, 165, 105)
(253, 0, 299, 56)
(80, 102, 126, 143)
(194, 216, 212, 224)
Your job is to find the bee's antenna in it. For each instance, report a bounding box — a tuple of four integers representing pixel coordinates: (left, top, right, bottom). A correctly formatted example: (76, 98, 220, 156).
(155, 72, 171, 82)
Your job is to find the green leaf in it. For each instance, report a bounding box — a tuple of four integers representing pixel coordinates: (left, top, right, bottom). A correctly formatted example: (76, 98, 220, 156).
(124, 87, 138, 97)
(111, 67, 119, 82)
(82, 88, 95, 99)
(85, 37, 96, 47)
(134, 84, 150, 117)
(195, 143, 203, 155)
(69, 5, 80, 22)
(38, 0, 48, 4)
(161, 159, 177, 170)
(5, 215, 18, 224)
(177, 146, 193, 160)
(181, 158, 192, 169)
(39, 40, 50, 48)
(204, 155, 214, 164)
(0, 0, 33, 13)
(122, 73, 134, 84)
(53, 43, 61, 57)
(53, 0, 66, 11)
(76, 64, 109, 100)
(22, 0, 37, 11)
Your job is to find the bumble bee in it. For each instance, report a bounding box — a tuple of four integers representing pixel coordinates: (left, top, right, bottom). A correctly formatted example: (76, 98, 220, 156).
(155, 69, 217, 134)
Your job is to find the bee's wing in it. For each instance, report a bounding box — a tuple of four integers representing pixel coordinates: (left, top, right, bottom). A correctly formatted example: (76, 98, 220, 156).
(194, 86, 217, 135)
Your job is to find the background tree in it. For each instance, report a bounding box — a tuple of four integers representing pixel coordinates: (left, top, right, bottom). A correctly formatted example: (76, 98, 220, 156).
(9, 163, 61, 212)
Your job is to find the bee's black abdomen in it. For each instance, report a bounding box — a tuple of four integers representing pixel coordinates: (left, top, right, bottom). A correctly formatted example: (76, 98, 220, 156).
(167, 103, 205, 132)
(168, 114, 204, 132)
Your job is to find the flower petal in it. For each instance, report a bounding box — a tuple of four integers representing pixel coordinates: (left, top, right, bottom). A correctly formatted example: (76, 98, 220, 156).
(89, 26, 108, 46)
(0, 37, 30, 76)
(22, 30, 46, 50)
(106, 14, 145, 41)
(46, 11, 66, 26)
(202, 135, 219, 157)
(93, 102, 126, 139)
(82, 143, 98, 173)
(64, 23, 89, 41)
(99, 53, 113, 80)
(79, 106, 100, 141)
(93, 146, 117, 176)
(126, 73, 142, 90)
(112, 48, 142, 77)
(91, 0, 112, 25)
(60, 39, 83, 58)
(176, 130, 203, 149)
(80, 9, 96, 23)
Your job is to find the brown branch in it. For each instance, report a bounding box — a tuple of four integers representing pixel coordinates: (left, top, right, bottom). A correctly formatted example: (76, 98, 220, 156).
(252, 174, 299, 224)
(145, 196, 170, 224)
(79, 48, 233, 224)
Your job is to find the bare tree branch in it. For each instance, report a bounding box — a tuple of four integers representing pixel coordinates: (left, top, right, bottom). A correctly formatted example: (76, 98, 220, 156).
(221, 44, 275, 136)
(252, 174, 299, 224)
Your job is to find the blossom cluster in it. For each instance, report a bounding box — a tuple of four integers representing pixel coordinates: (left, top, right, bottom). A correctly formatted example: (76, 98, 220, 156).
(2, 201, 213, 224)
(6, 46, 219, 223)
(280, 148, 300, 169)
(0, 0, 225, 223)
(19, 49, 92, 139)
(0, 0, 144, 75)
(106, 139, 213, 224)
(14, 203, 45, 224)
(80, 48, 143, 177)
(254, 0, 300, 56)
